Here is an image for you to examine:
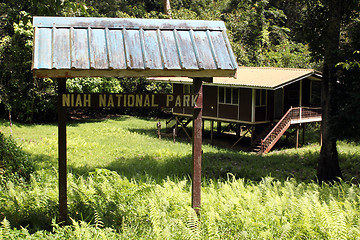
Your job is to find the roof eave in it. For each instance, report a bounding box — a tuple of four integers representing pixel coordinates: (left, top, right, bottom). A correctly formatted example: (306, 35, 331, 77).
(33, 69, 237, 79)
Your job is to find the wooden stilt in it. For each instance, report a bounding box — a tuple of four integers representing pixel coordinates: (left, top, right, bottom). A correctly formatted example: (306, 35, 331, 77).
(302, 124, 306, 146)
(296, 125, 300, 149)
(236, 124, 241, 137)
(217, 121, 221, 135)
(210, 120, 214, 145)
(320, 123, 323, 146)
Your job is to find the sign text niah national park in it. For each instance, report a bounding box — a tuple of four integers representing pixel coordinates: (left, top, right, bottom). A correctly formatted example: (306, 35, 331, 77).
(61, 93, 198, 109)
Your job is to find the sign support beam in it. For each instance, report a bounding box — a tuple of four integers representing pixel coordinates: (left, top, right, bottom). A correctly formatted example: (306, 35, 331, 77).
(57, 78, 68, 224)
(192, 77, 210, 215)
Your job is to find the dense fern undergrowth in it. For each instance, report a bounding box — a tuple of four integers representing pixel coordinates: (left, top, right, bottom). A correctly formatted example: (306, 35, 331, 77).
(1, 117, 360, 239)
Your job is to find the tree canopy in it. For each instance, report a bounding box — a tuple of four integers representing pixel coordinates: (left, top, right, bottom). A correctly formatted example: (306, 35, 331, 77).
(0, 0, 359, 147)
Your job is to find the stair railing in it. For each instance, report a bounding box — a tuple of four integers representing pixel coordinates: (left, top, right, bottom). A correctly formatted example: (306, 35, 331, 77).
(260, 107, 293, 153)
(259, 107, 322, 154)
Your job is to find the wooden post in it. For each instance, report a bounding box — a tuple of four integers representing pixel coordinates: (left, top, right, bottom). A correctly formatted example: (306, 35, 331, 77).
(173, 127, 176, 143)
(157, 121, 162, 140)
(320, 123, 323, 146)
(302, 124, 306, 146)
(217, 121, 221, 135)
(192, 77, 206, 215)
(296, 125, 300, 149)
(58, 78, 68, 224)
(236, 124, 241, 137)
(210, 120, 214, 145)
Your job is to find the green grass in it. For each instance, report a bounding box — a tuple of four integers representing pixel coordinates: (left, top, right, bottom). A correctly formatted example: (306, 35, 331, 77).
(1, 116, 360, 239)
(1, 117, 359, 182)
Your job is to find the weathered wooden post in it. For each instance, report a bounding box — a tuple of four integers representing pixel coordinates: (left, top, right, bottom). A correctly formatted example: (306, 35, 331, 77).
(57, 78, 68, 224)
(210, 120, 214, 145)
(192, 77, 203, 215)
(157, 121, 162, 139)
(296, 124, 300, 149)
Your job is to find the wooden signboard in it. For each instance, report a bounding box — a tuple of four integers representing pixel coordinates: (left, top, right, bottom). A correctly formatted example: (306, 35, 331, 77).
(57, 80, 204, 223)
(61, 93, 198, 109)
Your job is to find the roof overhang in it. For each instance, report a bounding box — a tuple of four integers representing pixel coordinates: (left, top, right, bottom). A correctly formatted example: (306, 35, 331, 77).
(32, 17, 237, 78)
(149, 67, 322, 89)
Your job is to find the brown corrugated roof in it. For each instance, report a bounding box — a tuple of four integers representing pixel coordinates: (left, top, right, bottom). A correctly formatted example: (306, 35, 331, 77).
(150, 67, 322, 89)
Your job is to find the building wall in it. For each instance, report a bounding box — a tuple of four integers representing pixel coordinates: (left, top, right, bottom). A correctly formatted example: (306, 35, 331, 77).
(203, 85, 217, 117)
(172, 79, 318, 124)
(239, 88, 252, 122)
(284, 81, 300, 112)
(302, 79, 311, 106)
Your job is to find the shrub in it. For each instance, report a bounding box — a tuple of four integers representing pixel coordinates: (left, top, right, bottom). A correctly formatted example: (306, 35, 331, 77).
(0, 132, 34, 183)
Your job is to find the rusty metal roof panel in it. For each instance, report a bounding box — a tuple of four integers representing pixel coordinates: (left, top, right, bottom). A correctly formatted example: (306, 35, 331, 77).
(32, 16, 237, 78)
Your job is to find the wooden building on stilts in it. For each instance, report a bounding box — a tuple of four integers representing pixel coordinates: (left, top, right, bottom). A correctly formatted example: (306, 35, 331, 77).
(151, 66, 322, 154)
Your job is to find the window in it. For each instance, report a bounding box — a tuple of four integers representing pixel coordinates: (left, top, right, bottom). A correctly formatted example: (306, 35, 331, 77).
(256, 89, 267, 107)
(219, 87, 239, 105)
(226, 88, 232, 104)
(183, 84, 193, 94)
(219, 87, 225, 103)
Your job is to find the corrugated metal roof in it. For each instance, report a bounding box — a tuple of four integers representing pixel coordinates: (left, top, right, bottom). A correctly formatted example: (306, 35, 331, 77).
(32, 17, 237, 78)
(150, 67, 322, 89)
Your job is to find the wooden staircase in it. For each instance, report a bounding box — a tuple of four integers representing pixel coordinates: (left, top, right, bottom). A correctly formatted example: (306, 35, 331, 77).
(166, 116, 193, 141)
(256, 107, 321, 154)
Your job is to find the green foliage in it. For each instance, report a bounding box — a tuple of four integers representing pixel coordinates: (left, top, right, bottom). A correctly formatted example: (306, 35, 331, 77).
(263, 40, 318, 68)
(66, 78, 123, 93)
(0, 117, 360, 238)
(0, 132, 34, 184)
(1, 169, 360, 239)
(1, 0, 329, 123)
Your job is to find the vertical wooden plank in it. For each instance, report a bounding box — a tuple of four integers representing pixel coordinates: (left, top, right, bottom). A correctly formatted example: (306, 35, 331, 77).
(58, 78, 68, 224)
(192, 77, 209, 215)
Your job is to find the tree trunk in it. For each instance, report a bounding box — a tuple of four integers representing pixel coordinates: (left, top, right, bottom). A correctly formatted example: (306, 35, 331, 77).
(317, 0, 343, 183)
(163, 0, 172, 18)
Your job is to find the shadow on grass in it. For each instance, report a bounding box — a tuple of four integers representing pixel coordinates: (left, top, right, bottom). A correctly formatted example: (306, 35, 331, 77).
(63, 148, 323, 183)
(25, 120, 360, 184)
(28, 140, 360, 184)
